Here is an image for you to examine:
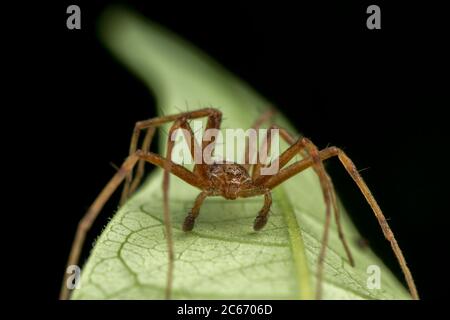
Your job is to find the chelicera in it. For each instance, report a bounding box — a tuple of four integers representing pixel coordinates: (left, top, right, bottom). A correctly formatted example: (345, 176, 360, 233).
(60, 108, 419, 300)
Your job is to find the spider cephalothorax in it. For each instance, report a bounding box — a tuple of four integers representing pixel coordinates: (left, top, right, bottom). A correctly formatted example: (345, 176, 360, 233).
(206, 163, 257, 199)
(61, 107, 419, 301)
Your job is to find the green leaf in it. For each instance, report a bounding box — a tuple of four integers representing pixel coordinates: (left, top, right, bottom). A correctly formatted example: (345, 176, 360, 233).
(72, 6, 410, 300)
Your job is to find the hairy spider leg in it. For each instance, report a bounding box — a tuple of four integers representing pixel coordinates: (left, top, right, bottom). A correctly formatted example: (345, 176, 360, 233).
(250, 131, 344, 298)
(182, 191, 209, 231)
(118, 108, 222, 299)
(242, 108, 276, 170)
(60, 150, 205, 300)
(243, 113, 354, 290)
(61, 109, 222, 300)
(162, 116, 210, 299)
(121, 108, 222, 203)
(263, 146, 419, 300)
(253, 191, 273, 231)
(258, 126, 355, 298)
(127, 126, 155, 195)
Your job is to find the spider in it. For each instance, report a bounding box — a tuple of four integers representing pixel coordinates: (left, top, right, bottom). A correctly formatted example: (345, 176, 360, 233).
(60, 107, 419, 300)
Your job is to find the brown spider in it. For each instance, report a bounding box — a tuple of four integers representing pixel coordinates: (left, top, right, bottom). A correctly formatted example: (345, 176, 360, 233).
(60, 108, 419, 300)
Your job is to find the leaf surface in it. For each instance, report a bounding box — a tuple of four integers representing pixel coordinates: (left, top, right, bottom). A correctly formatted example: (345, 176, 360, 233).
(72, 7, 410, 300)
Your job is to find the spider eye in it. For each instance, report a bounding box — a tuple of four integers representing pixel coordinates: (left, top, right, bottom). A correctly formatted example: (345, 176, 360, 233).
(226, 166, 240, 176)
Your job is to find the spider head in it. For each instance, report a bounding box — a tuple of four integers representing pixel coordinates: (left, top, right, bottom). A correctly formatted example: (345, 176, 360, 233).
(207, 163, 254, 199)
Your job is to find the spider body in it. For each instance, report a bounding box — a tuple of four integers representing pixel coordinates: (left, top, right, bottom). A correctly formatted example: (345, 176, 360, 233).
(61, 107, 419, 300)
(183, 161, 270, 232)
(206, 162, 258, 200)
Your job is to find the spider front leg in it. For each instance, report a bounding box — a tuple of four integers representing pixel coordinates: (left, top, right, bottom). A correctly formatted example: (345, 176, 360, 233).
(182, 191, 209, 231)
(60, 150, 205, 300)
(253, 191, 272, 231)
(121, 108, 222, 203)
(127, 126, 155, 196)
(242, 108, 276, 170)
(261, 127, 354, 298)
(264, 145, 419, 300)
(253, 126, 354, 266)
(62, 109, 222, 300)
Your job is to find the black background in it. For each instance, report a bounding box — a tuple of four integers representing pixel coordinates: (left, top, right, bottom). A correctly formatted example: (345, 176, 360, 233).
(13, 0, 448, 302)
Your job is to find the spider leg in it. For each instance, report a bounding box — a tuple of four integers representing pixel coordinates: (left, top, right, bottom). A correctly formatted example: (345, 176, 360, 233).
(122, 108, 222, 203)
(280, 128, 355, 266)
(256, 126, 354, 297)
(253, 191, 273, 231)
(64, 109, 220, 300)
(195, 108, 222, 176)
(251, 125, 274, 180)
(233, 187, 273, 230)
(161, 116, 203, 299)
(127, 127, 156, 195)
(182, 191, 209, 231)
(275, 132, 353, 265)
(134, 115, 211, 300)
(264, 146, 419, 300)
(242, 108, 276, 170)
(252, 132, 338, 299)
(59, 150, 205, 300)
(250, 124, 308, 180)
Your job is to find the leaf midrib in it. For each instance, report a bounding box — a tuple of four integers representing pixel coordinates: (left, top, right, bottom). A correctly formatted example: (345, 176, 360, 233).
(274, 186, 313, 300)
